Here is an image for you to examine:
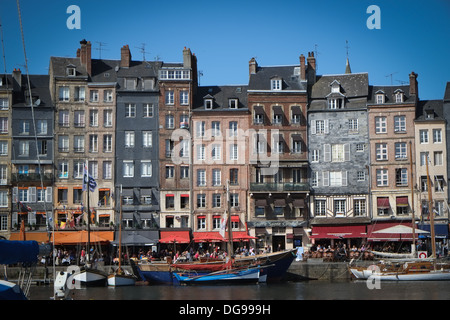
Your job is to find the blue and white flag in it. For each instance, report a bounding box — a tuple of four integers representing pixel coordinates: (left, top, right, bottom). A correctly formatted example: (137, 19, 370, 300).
(82, 163, 97, 192)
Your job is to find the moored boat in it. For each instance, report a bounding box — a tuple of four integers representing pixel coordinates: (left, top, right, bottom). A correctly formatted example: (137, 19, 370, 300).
(107, 272, 136, 287)
(174, 266, 260, 285)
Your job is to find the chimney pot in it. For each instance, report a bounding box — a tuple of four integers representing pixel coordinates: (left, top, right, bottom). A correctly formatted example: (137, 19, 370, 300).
(121, 44, 132, 68)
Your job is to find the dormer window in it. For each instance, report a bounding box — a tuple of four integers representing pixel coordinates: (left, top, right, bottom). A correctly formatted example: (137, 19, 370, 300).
(376, 91, 385, 104)
(394, 90, 404, 103)
(271, 79, 282, 91)
(229, 99, 238, 109)
(66, 66, 76, 77)
(204, 99, 213, 110)
(425, 109, 434, 119)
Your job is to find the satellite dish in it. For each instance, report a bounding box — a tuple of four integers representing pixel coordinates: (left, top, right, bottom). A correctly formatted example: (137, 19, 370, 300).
(34, 99, 41, 106)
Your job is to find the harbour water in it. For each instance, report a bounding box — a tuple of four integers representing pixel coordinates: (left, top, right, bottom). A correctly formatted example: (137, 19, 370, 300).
(28, 280, 450, 300)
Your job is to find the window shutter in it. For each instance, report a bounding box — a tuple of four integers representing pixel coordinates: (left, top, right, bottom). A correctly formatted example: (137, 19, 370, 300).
(324, 144, 331, 162)
(46, 187, 53, 203)
(344, 144, 350, 161)
(311, 120, 316, 134)
(13, 187, 18, 203)
(324, 120, 329, 134)
(29, 187, 36, 203)
(342, 171, 348, 186)
(322, 171, 329, 186)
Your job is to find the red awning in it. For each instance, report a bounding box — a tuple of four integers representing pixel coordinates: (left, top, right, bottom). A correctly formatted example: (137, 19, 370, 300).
(310, 225, 367, 239)
(396, 196, 409, 207)
(231, 231, 257, 242)
(231, 215, 240, 222)
(367, 222, 417, 241)
(377, 197, 390, 209)
(159, 230, 191, 244)
(193, 232, 224, 242)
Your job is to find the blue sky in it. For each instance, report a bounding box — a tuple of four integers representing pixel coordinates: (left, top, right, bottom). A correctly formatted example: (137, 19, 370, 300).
(1, 0, 449, 99)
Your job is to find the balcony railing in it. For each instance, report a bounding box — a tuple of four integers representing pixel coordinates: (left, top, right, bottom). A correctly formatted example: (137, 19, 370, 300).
(12, 173, 53, 182)
(250, 182, 310, 192)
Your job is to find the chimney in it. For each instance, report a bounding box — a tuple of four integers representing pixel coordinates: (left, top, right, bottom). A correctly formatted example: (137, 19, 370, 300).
(409, 71, 418, 97)
(79, 39, 92, 75)
(120, 45, 132, 68)
(299, 54, 306, 81)
(12, 68, 21, 87)
(249, 57, 258, 78)
(183, 47, 192, 68)
(307, 52, 316, 83)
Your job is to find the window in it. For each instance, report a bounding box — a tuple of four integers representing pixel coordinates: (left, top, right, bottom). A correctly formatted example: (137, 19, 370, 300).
(212, 169, 221, 186)
(433, 129, 442, 143)
(375, 116, 387, 133)
(229, 99, 238, 109)
(58, 161, 69, 179)
(89, 135, 98, 152)
(272, 113, 282, 125)
(394, 116, 406, 132)
(0, 98, 9, 110)
(212, 194, 221, 208)
(434, 151, 443, 166)
(58, 135, 69, 152)
(89, 109, 98, 127)
(73, 161, 84, 179)
(125, 78, 136, 90)
(180, 166, 189, 179)
(311, 149, 319, 162)
(143, 104, 154, 117)
(165, 195, 174, 210)
(420, 176, 428, 192)
(357, 171, 366, 181)
(180, 114, 189, 129)
(165, 166, 174, 179)
(103, 135, 112, 152)
(395, 92, 404, 103)
(58, 188, 68, 204)
(314, 200, 326, 216)
(212, 144, 221, 160)
(103, 161, 112, 179)
(104, 110, 113, 127)
(420, 152, 428, 166)
(356, 199, 367, 216)
(348, 119, 358, 132)
(74, 111, 85, 127)
(0, 141, 7, 155)
(255, 134, 266, 154)
(125, 104, 136, 117)
(356, 144, 365, 152)
(123, 161, 134, 177)
(376, 143, 388, 161)
(143, 131, 152, 148)
(74, 86, 85, 101)
(141, 161, 152, 177)
(197, 215, 206, 229)
(334, 200, 346, 216)
(271, 79, 282, 90)
(311, 172, 318, 187)
(230, 193, 239, 207)
(165, 90, 174, 105)
(89, 161, 98, 179)
(254, 113, 264, 125)
(19, 120, 30, 135)
(73, 188, 83, 204)
(376, 93, 384, 104)
(435, 201, 444, 216)
(19, 141, 30, 157)
(212, 121, 221, 137)
(196, 121, 205, 138)
(104, 90, 113, 102)
(435, 176, 445, 192)
(0, 118, 8, 133)
(197, 194, 206, 208)
(197, 169, 206, 186)
(197, 144, 205, 161)
(395, 142, 407, 160)
(59, 86, 70, 101)
(38, 141, 47, 155)
(230, 144, 238, 160)
(125, 131, 135, 148)
(376, 169, 388, 186)
(331, 144, 348, 162)
(74, 135, 85, 153)
(273, 136, 284, 154)
(395, 168, 408, 186)
(204, 99, 213, 109)
(229, 121, 238, 137)
(180, 91, 189, 105)
(420, 130, 428, 143)
(180, 195, 189, 209)
(292, 139, 302, 154)
(165, 114, 175, 129)
(329, 171, 347, 186)
(90, 90, 99, 102)
(230, 168, 239, 185)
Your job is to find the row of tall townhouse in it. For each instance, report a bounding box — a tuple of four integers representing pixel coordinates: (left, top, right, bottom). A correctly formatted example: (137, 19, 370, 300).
(0, 39, 448, 252)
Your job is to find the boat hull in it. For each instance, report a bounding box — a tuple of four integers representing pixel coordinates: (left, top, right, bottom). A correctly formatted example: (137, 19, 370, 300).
(72, 269, 107, 287)
(174, 268, 260, 285)
(0, 280, 27, 300)
(107, 274, 136, 286)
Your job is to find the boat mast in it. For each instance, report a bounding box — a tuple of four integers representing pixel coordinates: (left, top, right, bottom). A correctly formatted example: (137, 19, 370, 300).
(118, 185, 123, 273)
(409, 141, 416, 256)
(85, 162, 91, 266)
(226, 180, 233, 258)
(425, 153, 437, 260)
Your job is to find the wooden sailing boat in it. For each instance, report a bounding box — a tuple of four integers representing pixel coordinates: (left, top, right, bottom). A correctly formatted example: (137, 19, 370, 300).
(72, 163, 107, 287)
(173, 181, 261, 284)
(350, 151, 450, 280)
(108, 187, 136, 286)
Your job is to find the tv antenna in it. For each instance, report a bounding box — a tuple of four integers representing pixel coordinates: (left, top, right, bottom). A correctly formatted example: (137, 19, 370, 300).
(385, 72, 398, 85)
(314, 44, 320, 72)
(95, 42, 108, 59)
(198, 70, 203, 85)
(136, 43, 149, 61)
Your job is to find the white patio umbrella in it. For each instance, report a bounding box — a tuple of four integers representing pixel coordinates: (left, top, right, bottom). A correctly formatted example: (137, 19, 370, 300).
(373, 225, 429, 235)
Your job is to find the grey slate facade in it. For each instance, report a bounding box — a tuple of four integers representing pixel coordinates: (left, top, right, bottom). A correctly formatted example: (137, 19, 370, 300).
(308, 72, 371, 239)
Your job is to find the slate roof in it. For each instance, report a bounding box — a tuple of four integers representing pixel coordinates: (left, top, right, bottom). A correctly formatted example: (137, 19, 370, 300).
(415, 99, 445, 121)
(193, 85, 248, 111)
(248, 65, 307, 91)
(49, 56, 88, 78)
(11, 74, 53, 109)
(367, 85, 414, 104)
(444, 82, 450, 101)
